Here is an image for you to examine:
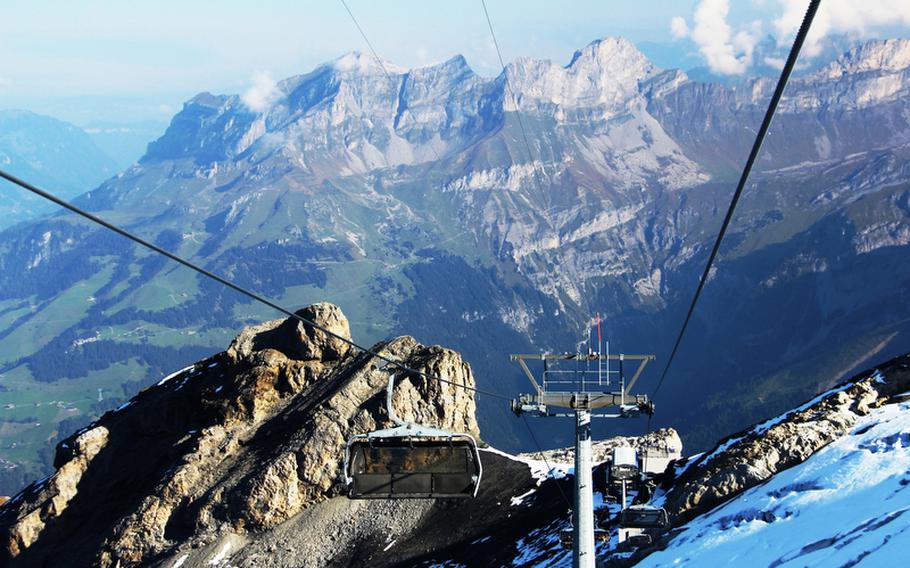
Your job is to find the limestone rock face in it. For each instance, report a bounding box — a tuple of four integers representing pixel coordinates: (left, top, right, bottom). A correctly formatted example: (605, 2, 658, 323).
(242, 452, 303, 529)
(3, 425, 109, 557)
(226, 302, 351, 363)
(0, 303, 480, 567)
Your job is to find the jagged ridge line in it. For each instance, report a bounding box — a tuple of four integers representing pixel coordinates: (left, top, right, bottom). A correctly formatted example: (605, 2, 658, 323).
(339, 0, 393, 83)
(651, 0, 822, 400)
(338, 0, 442, 163)
(0, 168, 512, 402)
(481, 0, 555, 229)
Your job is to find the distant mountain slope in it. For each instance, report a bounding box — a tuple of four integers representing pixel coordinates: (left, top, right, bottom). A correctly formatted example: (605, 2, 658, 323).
(0, 110, 119, 228)
(0, 38, 908, 498)
(82, 120, 168, 170)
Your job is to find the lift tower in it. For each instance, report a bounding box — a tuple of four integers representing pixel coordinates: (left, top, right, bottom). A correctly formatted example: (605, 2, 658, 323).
(511, 340, 655, 568)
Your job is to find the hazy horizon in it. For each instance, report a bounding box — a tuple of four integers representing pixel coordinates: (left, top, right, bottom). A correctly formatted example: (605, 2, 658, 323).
(2, 1, 910, 126)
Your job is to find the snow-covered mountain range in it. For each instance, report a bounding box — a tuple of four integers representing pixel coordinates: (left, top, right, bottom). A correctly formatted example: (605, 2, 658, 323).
(1, 37, 909, 496)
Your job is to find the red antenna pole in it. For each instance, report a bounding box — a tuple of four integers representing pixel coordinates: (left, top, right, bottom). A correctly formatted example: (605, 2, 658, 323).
(588, 320, 594, 355)
(595, 313, 602, 353)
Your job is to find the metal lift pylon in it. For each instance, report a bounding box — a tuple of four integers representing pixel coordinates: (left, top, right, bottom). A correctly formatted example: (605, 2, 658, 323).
(510, 320, 655, 568)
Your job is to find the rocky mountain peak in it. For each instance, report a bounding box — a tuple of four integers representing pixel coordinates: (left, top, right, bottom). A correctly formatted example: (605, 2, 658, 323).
(567, 36, 656, 76)
(0, 303, 480, 566)
(407, 54, 475, 83)
(331, 51, 407, 76)
(778, 38, 910, 112)
(226, 302, 352, 363)
(137, 36, 677, 172)
(504, 36, 658, 111)
(820, 38, 910, 77)
(186, 91, 232, 109)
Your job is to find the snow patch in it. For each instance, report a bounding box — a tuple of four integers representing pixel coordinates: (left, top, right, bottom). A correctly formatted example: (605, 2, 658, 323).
(511, 488, 537, 507)
(157, 365, 194, 387)
(481, 447, 570, 483)
(639, 401, 910, 567)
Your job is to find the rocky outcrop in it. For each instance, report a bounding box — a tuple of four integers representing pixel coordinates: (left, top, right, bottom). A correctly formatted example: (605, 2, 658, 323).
(4, 425, 109, 557)
(520, 428, 682, 466)
(226, 302, 352, 363)
(661, 353, 910, 524)
(0, 303, 481, 567)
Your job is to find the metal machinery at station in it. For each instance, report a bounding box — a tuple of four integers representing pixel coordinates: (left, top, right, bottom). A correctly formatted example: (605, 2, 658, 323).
(510, 318, 663, 567)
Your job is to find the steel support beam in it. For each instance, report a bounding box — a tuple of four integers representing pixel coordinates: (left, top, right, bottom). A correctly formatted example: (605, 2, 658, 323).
(574, 409, 595, 568)
(513, 392, 649, 412)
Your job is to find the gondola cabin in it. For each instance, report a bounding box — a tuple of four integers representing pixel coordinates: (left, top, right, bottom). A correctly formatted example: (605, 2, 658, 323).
(345, 434, 481, 498)
(617, 505, 668, 548)
(610, 446, 639, 482)
(619, 505, 669, 529)
(343, 374, 483, 499)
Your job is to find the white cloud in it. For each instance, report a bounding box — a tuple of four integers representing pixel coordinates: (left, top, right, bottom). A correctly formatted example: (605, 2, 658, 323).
(774, 0, 910, 57)
(671, 16, 690, 40)
(242, 71, 280, 113)
(689, 0, 760, 75)
(763, 56, 786, 69)
(672, 0, 910, 76)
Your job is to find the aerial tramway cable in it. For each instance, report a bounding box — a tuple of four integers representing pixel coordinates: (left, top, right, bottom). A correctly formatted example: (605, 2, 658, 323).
(480, 0, 539, 176)
(0, 168, 512, 403)
(649, 0, 821, 404)
(339, 0, 394, 83)
(480, 0, 557, 229)
(521, 413, 574, 510)
(338, 0, 442, 163)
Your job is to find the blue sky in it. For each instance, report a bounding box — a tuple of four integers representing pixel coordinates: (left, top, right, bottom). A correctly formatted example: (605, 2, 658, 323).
(1, 1, 909, 125)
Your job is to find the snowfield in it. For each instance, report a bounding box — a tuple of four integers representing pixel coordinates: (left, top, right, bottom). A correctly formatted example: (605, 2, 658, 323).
(638, 400, 910, 567)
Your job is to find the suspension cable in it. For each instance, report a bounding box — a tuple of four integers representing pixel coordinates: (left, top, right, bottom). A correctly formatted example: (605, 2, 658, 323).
(0, 168, 512, 402)
(521, 414, 573, 511)
(650, 0, 821, 401)
(338, 0, 443, 162)
(338, 0, 394, 83)
(480, 0, 553, 222)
